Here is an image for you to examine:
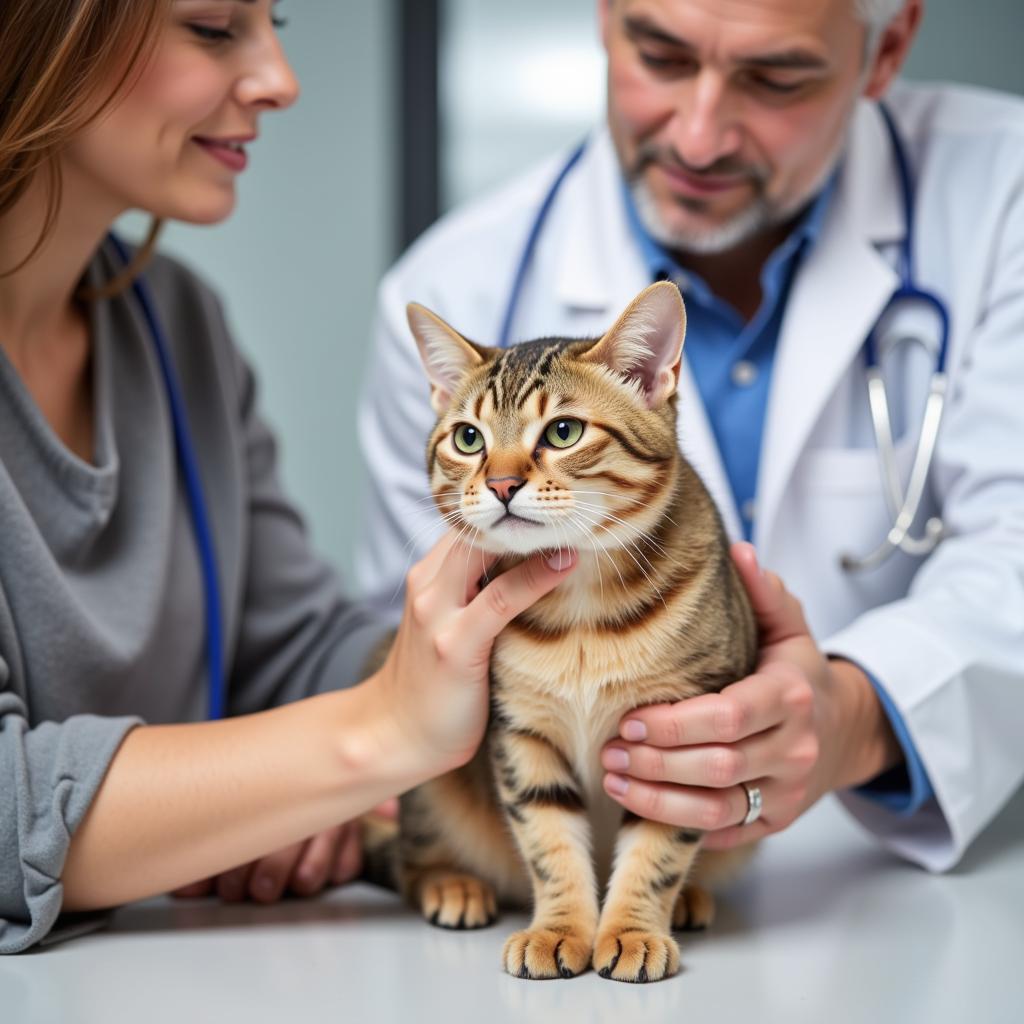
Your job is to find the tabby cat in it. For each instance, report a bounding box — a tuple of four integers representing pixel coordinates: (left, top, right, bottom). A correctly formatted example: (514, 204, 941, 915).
(399, 281, 758, 983)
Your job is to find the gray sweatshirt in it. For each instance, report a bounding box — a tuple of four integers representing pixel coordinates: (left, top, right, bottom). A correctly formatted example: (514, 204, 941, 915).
(0, 241, 388, 953)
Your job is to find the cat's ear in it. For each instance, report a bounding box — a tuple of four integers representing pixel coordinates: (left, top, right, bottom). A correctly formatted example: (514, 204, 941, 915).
(406, 303, 487, 415)
(581, 281, 687, 409)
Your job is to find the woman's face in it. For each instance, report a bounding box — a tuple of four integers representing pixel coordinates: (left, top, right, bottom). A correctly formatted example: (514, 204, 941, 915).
(63, 0, 299, 225)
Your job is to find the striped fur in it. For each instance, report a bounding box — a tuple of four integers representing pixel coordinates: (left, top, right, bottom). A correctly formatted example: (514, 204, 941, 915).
(400, 284, 758, 982)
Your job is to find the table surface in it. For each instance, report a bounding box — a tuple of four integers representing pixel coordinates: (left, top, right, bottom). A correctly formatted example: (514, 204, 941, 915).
(3, 790, 1023, 1024)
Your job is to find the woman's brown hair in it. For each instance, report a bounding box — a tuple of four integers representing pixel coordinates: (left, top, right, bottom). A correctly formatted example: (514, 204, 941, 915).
(0, 0, 171, 287)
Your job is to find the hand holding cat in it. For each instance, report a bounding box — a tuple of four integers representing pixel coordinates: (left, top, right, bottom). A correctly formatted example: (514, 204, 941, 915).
(601, 542, 902, 848)
(370, 532, 577, 778)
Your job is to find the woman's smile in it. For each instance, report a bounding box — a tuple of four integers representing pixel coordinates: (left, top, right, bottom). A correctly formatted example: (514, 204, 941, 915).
(192, 134, 256, 173)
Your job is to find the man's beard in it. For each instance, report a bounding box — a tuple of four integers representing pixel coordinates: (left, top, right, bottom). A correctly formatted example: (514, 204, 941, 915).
(627, 141, 834, 256)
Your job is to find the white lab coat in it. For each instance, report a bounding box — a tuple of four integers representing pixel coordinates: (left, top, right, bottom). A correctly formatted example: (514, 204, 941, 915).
(356, 83, 1024, 873)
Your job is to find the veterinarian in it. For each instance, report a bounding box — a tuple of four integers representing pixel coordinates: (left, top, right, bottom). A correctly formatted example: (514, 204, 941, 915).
(357, 0, 1024, 873)
(0, 0, 581, 955)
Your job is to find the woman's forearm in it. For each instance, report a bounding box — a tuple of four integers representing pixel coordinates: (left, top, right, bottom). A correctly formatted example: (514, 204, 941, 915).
(61, 676, 415, 912)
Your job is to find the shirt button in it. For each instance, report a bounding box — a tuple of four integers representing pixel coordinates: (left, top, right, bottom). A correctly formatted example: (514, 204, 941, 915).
(731, 360, 759, 387)
(741, 499, 757, 522)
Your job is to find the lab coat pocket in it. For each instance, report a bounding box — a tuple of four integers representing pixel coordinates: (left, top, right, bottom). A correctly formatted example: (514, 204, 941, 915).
(798, 435, 918, 496)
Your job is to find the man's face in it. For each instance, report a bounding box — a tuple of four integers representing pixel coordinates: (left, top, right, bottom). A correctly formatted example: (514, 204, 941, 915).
(602, 0, 872, 254)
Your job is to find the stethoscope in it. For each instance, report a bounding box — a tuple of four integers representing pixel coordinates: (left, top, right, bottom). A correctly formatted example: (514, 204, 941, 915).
(108, 234, 226, 720)
(498, 102, 950, 573)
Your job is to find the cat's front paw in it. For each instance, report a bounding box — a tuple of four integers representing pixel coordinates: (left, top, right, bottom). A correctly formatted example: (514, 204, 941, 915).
(592, 929, 680, 983)
(503, 927, 592, 979)
(418, 872, 497, 929)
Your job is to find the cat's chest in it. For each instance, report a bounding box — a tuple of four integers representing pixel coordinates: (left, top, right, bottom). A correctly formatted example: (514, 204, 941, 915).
(508, 681, 641, 887)
(491, 624, 695, 710)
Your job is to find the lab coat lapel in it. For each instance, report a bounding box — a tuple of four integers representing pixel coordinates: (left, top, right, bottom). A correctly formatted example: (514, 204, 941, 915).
(555, 129, 742, 540)
(756, 101, 904, 555)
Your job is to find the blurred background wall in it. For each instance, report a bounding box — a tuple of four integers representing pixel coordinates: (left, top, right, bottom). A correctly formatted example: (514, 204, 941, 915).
(120, 0, 1023, 586)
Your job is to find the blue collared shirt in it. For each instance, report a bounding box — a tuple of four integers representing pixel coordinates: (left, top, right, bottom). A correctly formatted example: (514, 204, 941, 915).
(621, 178, 933, 816)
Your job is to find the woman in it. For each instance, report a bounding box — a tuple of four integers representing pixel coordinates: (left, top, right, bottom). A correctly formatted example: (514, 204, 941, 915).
(0, 0, 576, 954)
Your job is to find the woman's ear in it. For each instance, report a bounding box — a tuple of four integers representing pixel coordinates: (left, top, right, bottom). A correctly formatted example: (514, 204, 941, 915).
(580, 281, 687, 408)
(406, 303, 486, 415)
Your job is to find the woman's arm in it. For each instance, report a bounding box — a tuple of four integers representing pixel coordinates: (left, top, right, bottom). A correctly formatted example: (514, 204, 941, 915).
(61, 678, 410, 911)
(62, 537, 577, 912)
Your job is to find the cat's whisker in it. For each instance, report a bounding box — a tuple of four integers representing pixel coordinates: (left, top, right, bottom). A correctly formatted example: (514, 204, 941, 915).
(386, 519, 469, 608)
(566, 514, 606, 605)
(572, 500, 671, 547)
(572, 507, 667, 609)
(570, 501, 668, 556)
(404, 493, 462, 507)
(563, 518, 598, 627)
(568, 511, 629, 597)
(399, 496, 465, 518)
(397, 507, 463, 534)
(446, 522, 483, 586)
(572, 502, 681, 567)
(399, 510, 465, 556)
(462, 521, 481, 591)
(387, 509, 472, 606)
(616, 543, 669, 610)
(550, 518, 565, 570)
(571, 490, 681, 528)
(401, 502, 464, 524)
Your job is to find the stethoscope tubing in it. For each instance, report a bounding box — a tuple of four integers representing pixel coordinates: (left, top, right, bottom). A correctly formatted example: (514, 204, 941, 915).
(498, 140, 587, 349)
(108, 234, 226, 720)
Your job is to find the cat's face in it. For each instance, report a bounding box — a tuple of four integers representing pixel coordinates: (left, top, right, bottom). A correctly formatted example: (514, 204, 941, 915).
(408, 283, 687, 557)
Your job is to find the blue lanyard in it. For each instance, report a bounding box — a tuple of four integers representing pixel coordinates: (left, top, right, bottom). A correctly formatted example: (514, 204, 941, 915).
(107, 235, 226, 720)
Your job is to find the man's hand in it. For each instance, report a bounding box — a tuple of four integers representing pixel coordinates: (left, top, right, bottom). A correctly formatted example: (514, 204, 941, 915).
(600, 543, 902, 848)
(171, 799, 398, 903)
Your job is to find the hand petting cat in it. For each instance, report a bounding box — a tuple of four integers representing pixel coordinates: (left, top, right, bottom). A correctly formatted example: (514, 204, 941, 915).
(601, 541, 904, 849)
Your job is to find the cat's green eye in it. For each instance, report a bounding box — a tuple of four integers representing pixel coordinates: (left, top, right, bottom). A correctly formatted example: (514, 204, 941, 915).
(453, 423, 485, 455)
(544, 418, 584, 449)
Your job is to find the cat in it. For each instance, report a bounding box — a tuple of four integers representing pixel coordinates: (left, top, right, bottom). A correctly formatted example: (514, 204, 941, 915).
(397, 281, 758, 983)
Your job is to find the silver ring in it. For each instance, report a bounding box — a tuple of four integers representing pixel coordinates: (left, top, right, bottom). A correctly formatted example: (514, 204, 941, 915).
(740, 782, 763, 826)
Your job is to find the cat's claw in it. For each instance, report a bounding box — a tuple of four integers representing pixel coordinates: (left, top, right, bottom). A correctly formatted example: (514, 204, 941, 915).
(592, 929, 680, 983)
(503, 928, 591, 980)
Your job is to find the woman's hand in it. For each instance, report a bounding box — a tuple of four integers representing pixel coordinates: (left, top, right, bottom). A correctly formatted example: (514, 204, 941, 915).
(369, 533, 577, 778)
(171, 821, 363, 903)
(600, 543, 903, 847)
(171, 798, 399, 903)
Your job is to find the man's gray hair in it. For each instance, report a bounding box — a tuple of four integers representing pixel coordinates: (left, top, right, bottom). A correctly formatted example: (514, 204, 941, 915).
(855, 0, 906, 58)
(856, 0, 906, 27)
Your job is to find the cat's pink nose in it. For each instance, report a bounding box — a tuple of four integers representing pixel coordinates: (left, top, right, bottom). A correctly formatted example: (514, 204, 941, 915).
(486, 476, 526, 506)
